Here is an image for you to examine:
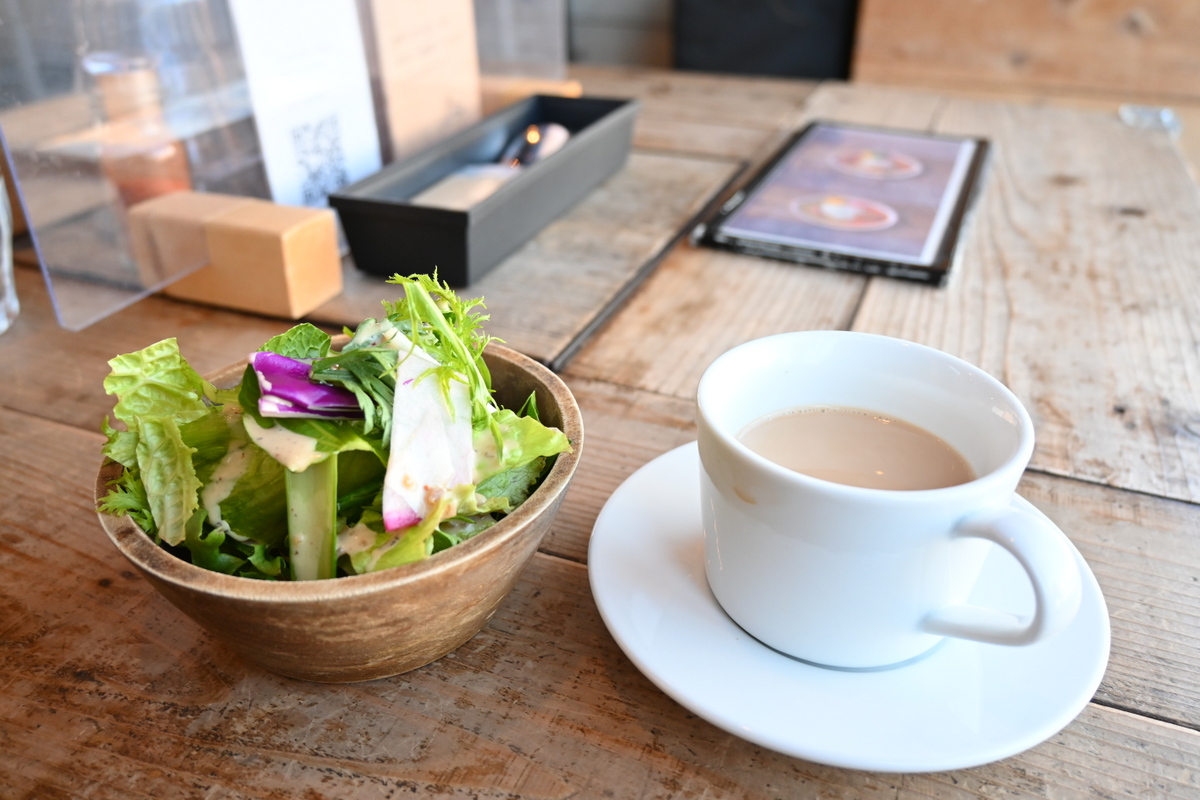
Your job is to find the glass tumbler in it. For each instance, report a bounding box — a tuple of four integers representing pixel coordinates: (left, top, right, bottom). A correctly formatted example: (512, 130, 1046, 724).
(0, 172, 17, 335)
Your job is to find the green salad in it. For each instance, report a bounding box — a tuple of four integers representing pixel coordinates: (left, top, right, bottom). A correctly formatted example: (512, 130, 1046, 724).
(98, 274, 572, 581)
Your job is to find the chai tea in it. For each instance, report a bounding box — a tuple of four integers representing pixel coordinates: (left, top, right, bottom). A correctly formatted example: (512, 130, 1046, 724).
(739, 405, 974, 490)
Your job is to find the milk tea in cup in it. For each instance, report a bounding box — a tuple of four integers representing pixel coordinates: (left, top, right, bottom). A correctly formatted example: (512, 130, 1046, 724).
(696, 331, 1082, 669)
(738, 405, 974, 491)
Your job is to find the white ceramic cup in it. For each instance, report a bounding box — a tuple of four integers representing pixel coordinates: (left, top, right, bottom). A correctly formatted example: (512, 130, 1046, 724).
(697, 331, 1082, 670)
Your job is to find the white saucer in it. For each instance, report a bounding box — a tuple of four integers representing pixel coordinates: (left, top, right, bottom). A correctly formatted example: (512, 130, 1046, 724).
(588, 443, 1110, 773)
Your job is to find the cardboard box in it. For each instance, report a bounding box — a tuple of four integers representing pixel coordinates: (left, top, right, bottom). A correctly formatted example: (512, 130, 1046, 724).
(329, 95, 639, 286)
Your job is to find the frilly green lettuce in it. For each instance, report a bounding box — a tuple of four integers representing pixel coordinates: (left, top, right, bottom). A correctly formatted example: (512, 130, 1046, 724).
(100, 275, 572, 581)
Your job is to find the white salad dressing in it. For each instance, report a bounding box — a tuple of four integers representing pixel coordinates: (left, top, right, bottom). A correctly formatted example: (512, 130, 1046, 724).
(243, 414, 325, 472)
(348, 318, 404, 351)
(472, 429, 502, 484)
(201, 444, 251, 537)
(336, 521, 378, 557)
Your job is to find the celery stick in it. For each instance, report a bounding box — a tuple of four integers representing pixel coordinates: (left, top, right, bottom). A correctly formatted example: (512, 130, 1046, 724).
(286, 457, 338, 580)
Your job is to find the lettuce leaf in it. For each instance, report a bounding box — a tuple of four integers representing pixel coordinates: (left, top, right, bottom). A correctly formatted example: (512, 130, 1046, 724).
(183, 510, 245, 574)
(208, 442, 288, 548)
(97, 468, 155, 535)
(101, 418, 139, 468)
(349, 495, 454, 574)
(473, 409, 571, 485)
(258, 323, 332, 360)
(134, 417, 202, 546)
(432, 515, 497, 553)
(181, 411, 241, 485)
(476, 456, 547, 508)
(102, 339, 258, 549)
(104, 338, 213, 425)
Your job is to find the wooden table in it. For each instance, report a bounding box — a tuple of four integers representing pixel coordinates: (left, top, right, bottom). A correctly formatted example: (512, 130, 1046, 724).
(4, 67, 1200, 797)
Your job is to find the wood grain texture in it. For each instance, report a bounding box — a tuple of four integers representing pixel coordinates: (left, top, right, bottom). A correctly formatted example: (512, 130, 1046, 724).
(893, 82, 1200, 189)
(570, 64, 816, 130)
(791, 80, 946, 129)
(563, 242, 864, 400)
(851, 93, 1200, 503)
(309, 152, 740, 369)
(853, 0, 1200, 100)
(3, 405, 1200, 797)
(0, 266, 296, 432)
(542, 375, 696, 561)
(1019, 472, 1200, 730)
(629, 114, 781, 160)
(562, 83, 952, 402)
(1173, 105, 1200, 183)
(571, 65, 816, 166)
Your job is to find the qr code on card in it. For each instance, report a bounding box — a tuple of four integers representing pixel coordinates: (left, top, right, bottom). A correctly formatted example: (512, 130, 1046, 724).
(291, 115, 350, 204)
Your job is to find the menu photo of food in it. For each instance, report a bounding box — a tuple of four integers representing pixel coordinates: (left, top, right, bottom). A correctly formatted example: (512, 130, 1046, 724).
(828, 146, 924, 180)
(790, 194, 899, 231)
(706, 121, 989, 284)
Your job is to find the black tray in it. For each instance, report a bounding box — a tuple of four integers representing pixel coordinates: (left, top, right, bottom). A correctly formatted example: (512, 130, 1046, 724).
(329, 95, 640, 286)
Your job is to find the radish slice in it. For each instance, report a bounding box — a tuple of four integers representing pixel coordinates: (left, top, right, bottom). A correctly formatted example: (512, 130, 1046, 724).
(381, 343, 473, 531)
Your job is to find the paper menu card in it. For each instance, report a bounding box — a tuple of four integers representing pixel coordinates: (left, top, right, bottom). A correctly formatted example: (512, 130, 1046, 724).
(228, 0, 382, 207)
(361, 0, 482, 161)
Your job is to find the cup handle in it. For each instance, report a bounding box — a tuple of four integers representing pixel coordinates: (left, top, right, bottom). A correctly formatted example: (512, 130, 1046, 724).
(920, 503, 1083, 646)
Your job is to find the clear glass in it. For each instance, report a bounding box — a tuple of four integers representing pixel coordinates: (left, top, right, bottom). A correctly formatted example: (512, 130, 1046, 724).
(0, 171, 18, 335)
(0, 0, 267, 331)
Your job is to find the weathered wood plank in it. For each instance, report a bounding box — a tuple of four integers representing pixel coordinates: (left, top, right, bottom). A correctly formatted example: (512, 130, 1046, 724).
(308, 152, 740, 369)
(562, 242, 864, 398)
(570, 64, 817, 130)
(784, 81, 947, 130)
(1019, 472, 1200, 729)
(562, 84, 952, 401)
(0, 266, 295, 432)
(874, 81, 1200, 190)
(629, 114, 781, 161)
(544, 375, 697, 562)
(852, 94, 1200, 503)
(3, 406, 1199, 797)
(853, 0, 1200, 101)
(571, 65, 815, 165)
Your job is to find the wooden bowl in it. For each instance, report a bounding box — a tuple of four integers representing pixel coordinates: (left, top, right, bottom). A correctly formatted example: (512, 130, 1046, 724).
(95, 343, 583, 682)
